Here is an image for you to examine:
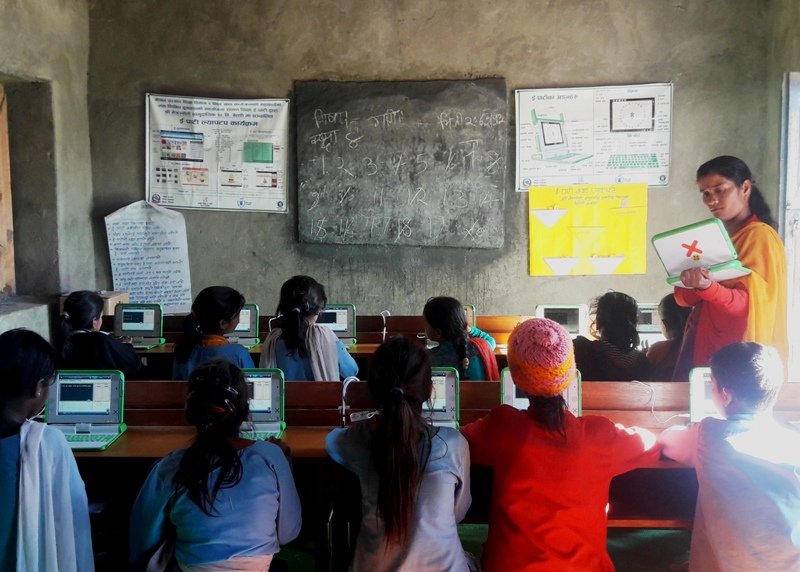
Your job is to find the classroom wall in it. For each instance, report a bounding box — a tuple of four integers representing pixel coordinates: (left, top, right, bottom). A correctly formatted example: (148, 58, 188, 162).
(87, 0, 772, 315)
(766, 0, 800, 226)
(0, 0, 95, 296)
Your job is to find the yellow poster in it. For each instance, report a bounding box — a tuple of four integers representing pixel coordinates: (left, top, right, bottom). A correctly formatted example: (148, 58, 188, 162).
(528, 183, 647, 276)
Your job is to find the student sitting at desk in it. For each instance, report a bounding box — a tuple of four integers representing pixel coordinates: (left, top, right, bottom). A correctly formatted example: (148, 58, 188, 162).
(173, 286, 254, 380)
(659, 343, 800, 571)
(646, 293, 691, 381)
(423, 296, 499, 381)
(326, 337, 473, 571)
(260, 275, 358, 380)
(130, 360, 301, 571)
(56, 290, 141, 376)
(462, 318, 659, 571)
(0, 329, 94, 572)
(573, 291, 650, 381)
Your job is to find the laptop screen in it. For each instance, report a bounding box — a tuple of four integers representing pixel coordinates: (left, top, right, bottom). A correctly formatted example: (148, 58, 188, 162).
(502, 367, 581, 415)
(316, 304, 355, 339)
(231, 303, 259, 337)
(46, 371, 123, 424)
(114, 303, 162, 337)
(535, 304, 587, 337)
(689, 367, 721, 422)
(425, 370, 448, 413)
(541, 121, 565, 146)
(421, 368, 458, 424)
(244, 369, 282, 423)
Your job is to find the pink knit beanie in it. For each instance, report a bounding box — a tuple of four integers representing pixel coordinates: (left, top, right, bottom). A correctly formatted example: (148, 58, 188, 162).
(507, 318, 576, 397)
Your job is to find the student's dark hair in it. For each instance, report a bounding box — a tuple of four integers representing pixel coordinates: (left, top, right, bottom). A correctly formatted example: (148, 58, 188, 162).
(529, 394, 568, 438)
(276, 275, 327, 359)
(710, 342, 783, 413)
(592, 291, 640, 351)
(173, 360, 250, 515)
(696, 155, 777, 229)
(423, 296, 469, 378)
(175, 286, 245, 364)
(658, 293, 691, 342)
(0, 329, 57, 400)
(55, 290, 104, 362)
(368, 336, 434, 546)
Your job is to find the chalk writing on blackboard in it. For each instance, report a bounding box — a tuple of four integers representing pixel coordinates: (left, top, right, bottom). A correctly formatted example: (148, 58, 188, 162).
(296, 80, 508, 248)
(105, 200, 192, 314)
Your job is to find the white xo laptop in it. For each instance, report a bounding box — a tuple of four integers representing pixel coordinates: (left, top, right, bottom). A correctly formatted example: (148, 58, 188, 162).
(535, 304, 589, 339)
(423, 367, 459, 429)
(464, 304, 476, 329)
(652, 218, 751, 288)
(46, 370, 127, 451)
(225, 303, 260, 349)
(317, 304, 357, 348)
(501, 367, 582, 415)
(689, 367, 721, 422)
(241, 368, 285, 440)
(113, 303, 165, 350)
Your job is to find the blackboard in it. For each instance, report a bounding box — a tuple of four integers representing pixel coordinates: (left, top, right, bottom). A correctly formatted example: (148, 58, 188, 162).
(295, 79, 507, 248)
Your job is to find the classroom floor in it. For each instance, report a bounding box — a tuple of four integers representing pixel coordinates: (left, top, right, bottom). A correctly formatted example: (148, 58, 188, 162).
(267, 526, 692, 571)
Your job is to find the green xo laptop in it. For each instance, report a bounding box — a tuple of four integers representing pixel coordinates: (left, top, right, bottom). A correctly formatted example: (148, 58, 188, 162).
(240, 368, 285, 440)
(46, 370, 127, 451)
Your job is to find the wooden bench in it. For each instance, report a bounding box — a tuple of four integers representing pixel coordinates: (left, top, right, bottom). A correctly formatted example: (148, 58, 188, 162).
(125, 379, 344, 427)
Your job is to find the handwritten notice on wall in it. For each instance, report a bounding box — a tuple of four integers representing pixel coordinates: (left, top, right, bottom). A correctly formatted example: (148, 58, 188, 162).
(105, 201, 192, 314)
(528, 184, 647, 276)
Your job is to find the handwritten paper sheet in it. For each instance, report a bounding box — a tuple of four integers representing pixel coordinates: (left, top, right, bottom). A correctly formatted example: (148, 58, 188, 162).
(105, 201, 192, 314)
(528, 184, 647, 276)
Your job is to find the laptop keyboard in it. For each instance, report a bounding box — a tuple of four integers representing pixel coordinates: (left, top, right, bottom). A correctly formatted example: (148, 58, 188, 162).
(65, 434, 115, 443)
(607, 154, 659, 169)
(246, 431, 282, 440)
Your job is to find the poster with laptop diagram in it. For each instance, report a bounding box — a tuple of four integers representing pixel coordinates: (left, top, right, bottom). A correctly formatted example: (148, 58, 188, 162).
(516, 83, 672, 188)
(528, 183, 647, 276)
(146, 94, 289, 212)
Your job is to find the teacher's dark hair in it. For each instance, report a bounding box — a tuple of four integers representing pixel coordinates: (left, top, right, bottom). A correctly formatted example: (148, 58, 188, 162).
(697, 156, 777, 229)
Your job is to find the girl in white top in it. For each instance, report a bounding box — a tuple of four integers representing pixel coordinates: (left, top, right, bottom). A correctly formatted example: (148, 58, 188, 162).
(326, 336, 472, 571)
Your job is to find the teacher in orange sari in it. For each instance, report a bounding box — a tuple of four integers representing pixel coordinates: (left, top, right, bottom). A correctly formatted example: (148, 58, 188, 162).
(673, 156, 787, 381)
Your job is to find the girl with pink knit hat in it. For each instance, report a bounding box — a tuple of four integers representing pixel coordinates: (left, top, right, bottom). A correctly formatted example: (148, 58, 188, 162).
(461, 318, 661, 571)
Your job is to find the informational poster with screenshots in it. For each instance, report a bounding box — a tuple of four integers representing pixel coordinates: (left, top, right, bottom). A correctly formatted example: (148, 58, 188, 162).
(146, 93, 289, 213)
(515, 83, 672, 188)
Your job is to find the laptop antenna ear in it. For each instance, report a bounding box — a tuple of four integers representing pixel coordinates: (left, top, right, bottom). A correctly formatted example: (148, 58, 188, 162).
(379, 310, 391, 342)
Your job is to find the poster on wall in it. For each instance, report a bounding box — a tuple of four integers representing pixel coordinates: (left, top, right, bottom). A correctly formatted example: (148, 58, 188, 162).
(146, 94, 289, 212)
(528, 183, 647, 276)
(105, 200, 192, 314)
(515, 83, 672, 189)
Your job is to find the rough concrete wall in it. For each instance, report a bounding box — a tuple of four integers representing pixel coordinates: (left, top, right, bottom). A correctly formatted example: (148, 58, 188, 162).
(0, 297, 52, 340)
(88, 0, 769, 314)
(0, 0, 95, 295)
(766, 0, 800, 228)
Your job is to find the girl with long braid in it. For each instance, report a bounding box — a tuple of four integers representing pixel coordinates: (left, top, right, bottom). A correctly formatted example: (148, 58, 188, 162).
(423, 296, 499, 381)
(130, 360, 301, 571)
